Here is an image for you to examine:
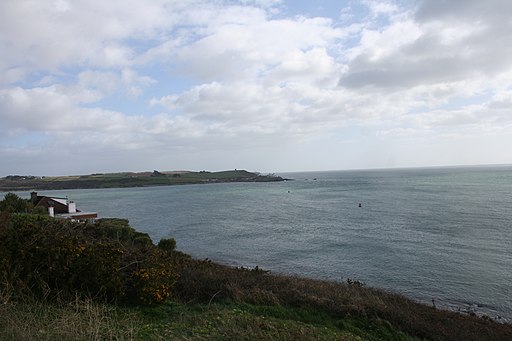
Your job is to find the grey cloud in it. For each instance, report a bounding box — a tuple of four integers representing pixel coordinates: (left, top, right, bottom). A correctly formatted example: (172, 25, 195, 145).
(415, 0, 512, 23)
(339, 56, 470, 89)
(489, 97, 512, 110)
(339, 1, 512, 90)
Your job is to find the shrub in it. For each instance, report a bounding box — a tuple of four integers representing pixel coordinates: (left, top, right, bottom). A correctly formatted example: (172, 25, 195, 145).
(0, 193, 30, 213)
(130, 251, 176, 304)
(0, 193, 48, 215)
(158, 238, 176, 254)
(0, 214, 178, 305)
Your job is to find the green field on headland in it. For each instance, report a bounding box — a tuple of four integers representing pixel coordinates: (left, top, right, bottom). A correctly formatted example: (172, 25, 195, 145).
(1, 194, 511, 340)
(0, 169, 285, 191)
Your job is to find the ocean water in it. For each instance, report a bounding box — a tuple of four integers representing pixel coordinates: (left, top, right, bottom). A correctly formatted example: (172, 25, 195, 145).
(13, 166, 512, 321)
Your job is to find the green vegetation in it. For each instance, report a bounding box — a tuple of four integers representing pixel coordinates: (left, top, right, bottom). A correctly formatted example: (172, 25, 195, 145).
(1, 193, 511, 340)
(0, 297, 139, 340)
(0, 212, 177, 305)
(0, 192, 47, 215)
(0, 169, 286, 191)
(1, 297, 414, 341)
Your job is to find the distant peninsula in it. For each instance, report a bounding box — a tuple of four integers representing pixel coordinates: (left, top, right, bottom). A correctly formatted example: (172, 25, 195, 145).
(0, 170, 287, 191)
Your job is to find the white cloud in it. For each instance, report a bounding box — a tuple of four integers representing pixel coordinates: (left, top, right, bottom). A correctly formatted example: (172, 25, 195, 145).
(175, 16, 345, 82)
(363, 0, 399, 17)
(0, 86, 126, 132)
(267, 47, 339, 85)
(0, 0, 176, 75)
(1, 0, 512, 175)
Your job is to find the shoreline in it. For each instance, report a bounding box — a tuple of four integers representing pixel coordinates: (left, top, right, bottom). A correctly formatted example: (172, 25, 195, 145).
(0, 169, 288, 192)
(196, 255, 510, 324)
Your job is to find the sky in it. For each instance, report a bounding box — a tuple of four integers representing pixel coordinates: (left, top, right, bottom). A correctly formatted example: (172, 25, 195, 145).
(1, 0, 512, 176)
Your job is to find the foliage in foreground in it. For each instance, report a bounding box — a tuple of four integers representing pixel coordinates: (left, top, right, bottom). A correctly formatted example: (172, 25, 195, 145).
(170, 255, 512, 341)
(0, 295, 138, 341)
(130, 301, 416, 341)
(0, 192, 46, 214)
(0, 294, 414, 341)
(0, 212, 178, 305)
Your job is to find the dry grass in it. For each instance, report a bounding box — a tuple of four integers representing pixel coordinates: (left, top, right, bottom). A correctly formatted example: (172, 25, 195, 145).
(3, 253, 509, 340)
(0, 292, 138, 341)
(172, 256, 512, 341)
(0, 288, 403, 340)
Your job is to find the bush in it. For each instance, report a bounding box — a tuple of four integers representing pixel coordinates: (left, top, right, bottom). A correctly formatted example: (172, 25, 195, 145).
(0, 193, 48, 215)
(0, 214, 178, 305)
(0, 193, 30, 213)
(130, 249, 176, 304)
(158, 238, 176, 254)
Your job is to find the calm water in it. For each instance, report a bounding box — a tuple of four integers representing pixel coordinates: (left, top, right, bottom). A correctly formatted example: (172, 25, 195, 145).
(14, 166, 512, 321)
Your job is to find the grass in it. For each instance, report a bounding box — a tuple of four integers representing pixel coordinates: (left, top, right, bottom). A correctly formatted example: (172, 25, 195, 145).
(169, 257, 512, 341)
(4, 256, 508, 340)
(130, 302, 418, 340)
(0, 295, 415, 341)
(0, 295, 138, 341)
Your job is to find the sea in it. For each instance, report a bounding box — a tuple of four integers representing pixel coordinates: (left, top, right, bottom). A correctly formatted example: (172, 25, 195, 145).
(11, 165, 512, 322)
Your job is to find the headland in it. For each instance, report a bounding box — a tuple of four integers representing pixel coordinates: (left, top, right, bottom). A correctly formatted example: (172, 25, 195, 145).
(0, 169, 286, 191)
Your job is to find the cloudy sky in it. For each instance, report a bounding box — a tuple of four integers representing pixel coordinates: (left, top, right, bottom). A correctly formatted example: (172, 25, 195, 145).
(1, 0, 512, 176)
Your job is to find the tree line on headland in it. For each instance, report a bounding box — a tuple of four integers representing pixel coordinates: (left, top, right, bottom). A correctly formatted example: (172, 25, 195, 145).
(0, 169, 287, 192)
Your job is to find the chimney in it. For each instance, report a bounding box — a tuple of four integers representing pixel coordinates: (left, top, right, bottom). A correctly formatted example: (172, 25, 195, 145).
(68, 201, 76, 213)
(30, 191, 38, 205)
(48, 206, 54, 217)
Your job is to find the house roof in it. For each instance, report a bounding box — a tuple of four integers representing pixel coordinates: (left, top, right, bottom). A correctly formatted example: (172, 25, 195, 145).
(34, 196, 70, 214)
(30, 191, 97, 219)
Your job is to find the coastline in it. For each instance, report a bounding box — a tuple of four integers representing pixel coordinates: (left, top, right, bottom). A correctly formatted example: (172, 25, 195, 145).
(0, 169, 287, 192)
(1, 205, 511, 340)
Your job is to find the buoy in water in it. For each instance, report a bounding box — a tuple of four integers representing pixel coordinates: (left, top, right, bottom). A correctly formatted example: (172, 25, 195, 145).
(358, 203, 362, 207)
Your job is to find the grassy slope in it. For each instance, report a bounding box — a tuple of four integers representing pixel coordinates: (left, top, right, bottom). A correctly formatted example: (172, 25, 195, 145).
(130, 302, 417, 340)
(4, 258, 510, 340)
(0, 299, 415, 341)
(169, 258, 512, 341)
